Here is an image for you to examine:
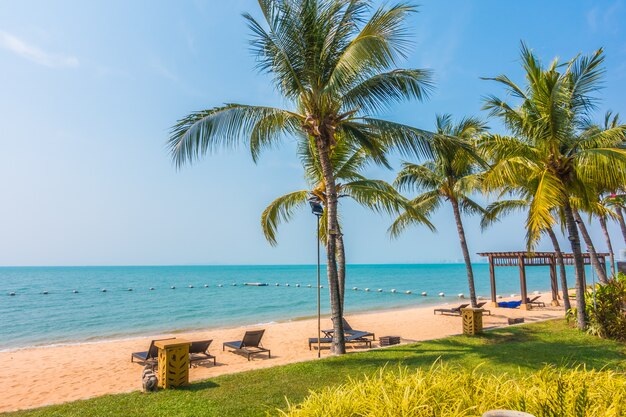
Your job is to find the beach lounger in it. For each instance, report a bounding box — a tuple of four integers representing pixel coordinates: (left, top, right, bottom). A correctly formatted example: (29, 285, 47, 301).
(131, 338, 175, 366)
(189, 340, 216, 367)
(223, 330, 270, 361)
(433, 303, 469, 315)
(322, 318, 375, 340)
(308, 336, 332, 349)
(475, 302, 492, 315)
(308, 331, 373, 350)
(526, 296, 546, 307)
(342, 319, 375, 340)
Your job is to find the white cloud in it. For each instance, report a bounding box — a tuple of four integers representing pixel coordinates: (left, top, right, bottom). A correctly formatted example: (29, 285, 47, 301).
(0, 30, 79, 68)
(587, 1, 623, 33)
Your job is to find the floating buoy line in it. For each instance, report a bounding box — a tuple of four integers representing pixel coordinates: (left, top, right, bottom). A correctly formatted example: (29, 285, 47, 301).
(5, 284, 494, 300)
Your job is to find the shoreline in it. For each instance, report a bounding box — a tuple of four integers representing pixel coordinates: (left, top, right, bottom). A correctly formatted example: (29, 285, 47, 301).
(0, 294, 564, 413)
(1, 287, 553, 353)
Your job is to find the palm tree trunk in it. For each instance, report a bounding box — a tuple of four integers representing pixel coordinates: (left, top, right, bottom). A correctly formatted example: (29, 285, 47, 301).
(616, 206, 626, 245)
(563, 200, 587, 329)
(314, 133, 345, 354)
(573, 210, 608, 284)
(450, 197, 478, 307)
(336, 232, 346, 311)
(598, 215, 616, 277)
(545, 227, 571, 312)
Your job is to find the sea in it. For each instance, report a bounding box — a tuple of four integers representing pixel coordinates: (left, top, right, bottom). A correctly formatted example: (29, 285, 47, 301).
(0, 263, 588, 351)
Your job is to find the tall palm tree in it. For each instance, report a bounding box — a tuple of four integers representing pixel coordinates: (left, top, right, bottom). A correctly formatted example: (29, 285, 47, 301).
(606, 192, 626, 246)
(390, 114, 487, 307)
(481, 196, 572, 312)
(261, 139, 431, 309)
(481, 44, 626, 329)
(596, 197, 616, 277)
(568, 113, 625, 283)
(168, 0, 434, 353)
(572, 206, 609, 284)
(591, 112, 625, 276)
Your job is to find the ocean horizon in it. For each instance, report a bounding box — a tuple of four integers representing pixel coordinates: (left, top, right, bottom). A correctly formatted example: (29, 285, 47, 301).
(0, 263, 589, 351)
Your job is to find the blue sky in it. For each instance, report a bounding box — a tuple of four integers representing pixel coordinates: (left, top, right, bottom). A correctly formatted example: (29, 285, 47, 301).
(0, 0, 625, 266)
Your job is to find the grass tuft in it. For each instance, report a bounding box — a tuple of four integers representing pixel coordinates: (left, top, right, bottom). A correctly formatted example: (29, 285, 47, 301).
(279, 364, 626, 417)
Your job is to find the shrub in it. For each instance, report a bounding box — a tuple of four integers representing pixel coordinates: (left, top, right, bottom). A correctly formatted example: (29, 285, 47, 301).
(278, 364, 626, 417)
(585, 273, 626, 341)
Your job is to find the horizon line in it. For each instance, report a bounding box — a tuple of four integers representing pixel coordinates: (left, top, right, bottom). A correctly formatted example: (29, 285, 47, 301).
(0, 261, 491, 268)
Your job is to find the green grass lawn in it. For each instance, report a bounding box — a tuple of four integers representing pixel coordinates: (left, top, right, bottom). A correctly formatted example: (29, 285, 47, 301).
(5, 320, 625, 417)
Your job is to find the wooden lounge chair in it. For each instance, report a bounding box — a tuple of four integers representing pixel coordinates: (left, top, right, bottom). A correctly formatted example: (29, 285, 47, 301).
(342, 319, 375, 341)
(223, 330, 270, 361)
(131, 338, 175, 366)
(526, 296, 546, 307)
(345, 330, 374, 347)
(322, 318, 376, 341)
(433, 303, 469, 315)
(475, 302, 492, 315)
(189, 340, 216, 367)
(308, 331, 373, 350)
(308, 336, 332, 349)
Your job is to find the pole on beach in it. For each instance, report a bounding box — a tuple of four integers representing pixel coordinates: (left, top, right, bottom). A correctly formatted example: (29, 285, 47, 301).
(308, 196, 324, 359)
(316, 213, 321, 358)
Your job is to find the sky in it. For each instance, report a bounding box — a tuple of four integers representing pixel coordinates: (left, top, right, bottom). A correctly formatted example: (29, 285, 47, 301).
(0, 0, 625, 266)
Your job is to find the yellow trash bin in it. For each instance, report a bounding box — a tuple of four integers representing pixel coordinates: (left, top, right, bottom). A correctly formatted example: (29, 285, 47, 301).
(461, 308, 484, 336)
(154, 339, 191, 389)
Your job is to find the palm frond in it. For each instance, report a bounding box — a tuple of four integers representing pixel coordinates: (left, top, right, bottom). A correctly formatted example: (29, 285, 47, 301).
(342, 179, 407, 216)
(341, 68, 434, 114)
(459, 197, 485, 216)
(261, 190, 309, 246)
(388, 191, 438, 238)
(356, 117, 435, 160)
(168, 104, 302, 167)
(327, 2, 419, 92)
(526, 169, 564, 248)
(574, 147, 626, 191)
(481, 199, 529, 230)
(567, 48, 605, 112)
(243, 3, 306, 98)
(394, 162, 442, 193)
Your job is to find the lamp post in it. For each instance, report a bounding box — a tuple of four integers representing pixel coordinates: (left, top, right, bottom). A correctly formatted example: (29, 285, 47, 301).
(308, 196, 324, 358)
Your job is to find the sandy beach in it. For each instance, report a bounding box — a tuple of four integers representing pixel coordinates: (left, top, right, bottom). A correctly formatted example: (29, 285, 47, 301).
(0, 295, 564, 413)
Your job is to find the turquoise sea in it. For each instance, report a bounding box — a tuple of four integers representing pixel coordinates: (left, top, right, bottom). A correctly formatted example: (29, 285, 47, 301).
(0, 264, 584, 350)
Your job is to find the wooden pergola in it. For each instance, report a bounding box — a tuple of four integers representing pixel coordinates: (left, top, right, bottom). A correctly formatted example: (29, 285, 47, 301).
(477, 251, 608, 310)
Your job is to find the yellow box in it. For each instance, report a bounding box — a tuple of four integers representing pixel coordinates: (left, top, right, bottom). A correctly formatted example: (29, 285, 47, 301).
(461, 308, 484, 336)
(154, 339, 191, 388)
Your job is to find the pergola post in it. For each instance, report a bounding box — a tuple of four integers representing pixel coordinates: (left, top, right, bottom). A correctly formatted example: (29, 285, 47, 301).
(489, 256, 498, 308)
(549, 256, 560, 306)
(518, 256, 529, 310)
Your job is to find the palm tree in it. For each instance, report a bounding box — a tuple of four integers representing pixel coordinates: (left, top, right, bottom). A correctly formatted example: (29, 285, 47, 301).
(606, 192, 626, 246)
(572, 206, 609, 284)
(390, 114, 487, 307)
(568, 113, 626, 283)
(591, 112, 625, 277)
(597, 197, 616, 277)
(262, 139, 431, 309)
(168, 0, 434, 353)
(481, 197, 572, 311)
(481, 44, 626, 329)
